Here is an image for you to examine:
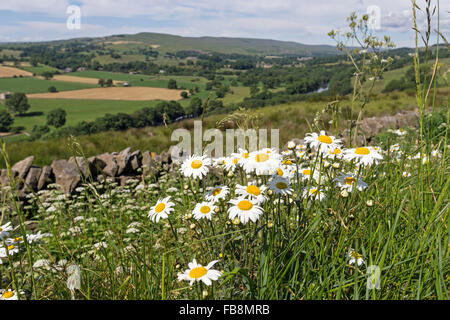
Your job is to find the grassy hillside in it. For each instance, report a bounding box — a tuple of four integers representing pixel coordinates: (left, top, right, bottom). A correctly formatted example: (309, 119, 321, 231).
(95, 33, 340, 57)
(2, 89, 441, 167)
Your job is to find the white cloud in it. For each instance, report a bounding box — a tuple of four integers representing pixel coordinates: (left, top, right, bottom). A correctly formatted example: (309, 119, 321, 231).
(0, 0, 448, 46)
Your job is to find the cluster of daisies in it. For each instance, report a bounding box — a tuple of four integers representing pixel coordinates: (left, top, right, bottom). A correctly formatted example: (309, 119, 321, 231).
(0, 222, 51, 300)
(148, 131, 390, 286)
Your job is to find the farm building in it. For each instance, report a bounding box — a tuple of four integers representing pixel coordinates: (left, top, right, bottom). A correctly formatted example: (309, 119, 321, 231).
(0, 92, 11, 100)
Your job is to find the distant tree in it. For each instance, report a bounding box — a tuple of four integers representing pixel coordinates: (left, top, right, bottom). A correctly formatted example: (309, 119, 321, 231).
(47, 108, 67, 128)
(30, 57, 39, 67)
(180, 91, 189, 99)
(105, 79, 114, 87)
(186, 97, 203, 116)
(0, 110, 14, 132)
(48, 86, 58, 93)
(42, 72, 54, 80)
(168, 79, 178, 89)
(5, 93, 30, 115)
(98, 79, 105, 87)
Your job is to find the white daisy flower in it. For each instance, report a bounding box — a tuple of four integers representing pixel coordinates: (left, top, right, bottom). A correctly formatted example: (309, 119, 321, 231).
(228, 198, 264, 224)
(0, 289, 24, 300)
(192, 202, 217, 221)
(0, 222, 12, 240)
(302, 187, 327, 201)
(231, 148, 250, 167)
(273, 165, 296, 180)
(268, 176, 293, 196)
(235, 183, 268, 204)
(177, 259, 222, 286)
(324, 147, 343, 160)
(335, 173, 368, 192)
(243, 148, 282, 176)
(304, 131, 342, 153)
(298, 167, 320, 183)
(180, 155, 211, 179)
(148, 196, 175, 223)
(343, 147, 383, 166)
(205, 185, 229, 202)
(0, 244, 19, 258)
(348, 249, 365, 266)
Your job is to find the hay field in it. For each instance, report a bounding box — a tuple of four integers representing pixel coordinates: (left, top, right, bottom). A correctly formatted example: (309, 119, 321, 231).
(0, 66, 33, 78)
(27, 86, 185, 101)
(52, 75, 122, 85)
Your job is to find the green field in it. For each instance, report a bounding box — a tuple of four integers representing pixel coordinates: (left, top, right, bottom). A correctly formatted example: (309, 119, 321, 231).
(71, 70, 209, 90)
(19, 64, 60, 76)
(0, 77, 96, 94)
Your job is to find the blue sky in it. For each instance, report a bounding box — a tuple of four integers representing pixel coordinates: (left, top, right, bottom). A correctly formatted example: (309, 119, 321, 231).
(0, 0, 448, 47)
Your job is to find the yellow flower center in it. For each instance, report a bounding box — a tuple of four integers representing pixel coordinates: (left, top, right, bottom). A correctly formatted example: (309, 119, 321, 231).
(191, 160, 203, 169)
(302, 169, 311, 175)
(7, 245, 14, 250)
(318, 135, 332, 144)
(255, 153, 270, 162)
(355, 147, 370, 155)
(344, 177, 356, 185)
(237, 200, 253, 211)
(0, 227, 2, 232)
(200, 206, 211, 214)
(276, 168, 284, 176)
(242, 153, 249, 158)
(211, 188, 221, 196)
(350, 251, 361, 259)
(155, 203, 166, 213)
(2, 291, 14, 299)
(310, 189, 318, 195)
(233, 158, 239, 165)
(276, 182, 288, 190)
(14, 237, 22, 242)
(188, 266, 208, 279)
(246, 185, 261, 196)
(282, 160, 292, 165)
(330, 148, 341, 155)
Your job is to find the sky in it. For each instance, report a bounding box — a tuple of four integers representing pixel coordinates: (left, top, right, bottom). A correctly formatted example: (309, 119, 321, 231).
(0, 0, 448, 48)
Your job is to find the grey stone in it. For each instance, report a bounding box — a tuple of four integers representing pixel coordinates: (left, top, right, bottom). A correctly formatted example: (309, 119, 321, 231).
(51, 159, 81, 194)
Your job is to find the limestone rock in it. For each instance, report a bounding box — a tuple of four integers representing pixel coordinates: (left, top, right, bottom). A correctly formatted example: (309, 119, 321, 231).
(51, 159, 81, 194)
(37, 166, 53, 191)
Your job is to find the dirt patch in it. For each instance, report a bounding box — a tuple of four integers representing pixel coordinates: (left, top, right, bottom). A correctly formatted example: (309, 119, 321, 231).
(0, 66, 33, 78)
(27, 87, 186, 101)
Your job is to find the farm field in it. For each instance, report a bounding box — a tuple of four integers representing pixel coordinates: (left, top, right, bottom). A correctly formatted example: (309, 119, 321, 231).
(1, 99, 164, 131)
(27, 86, 186, 101)
(50, 75, 121, 85)
(0, 77, 97, 94)
(0, 66, 33, 78)
(71, 70, 208, 89)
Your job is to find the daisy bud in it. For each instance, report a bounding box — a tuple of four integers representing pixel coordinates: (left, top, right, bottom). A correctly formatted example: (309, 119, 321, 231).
(227, 171, 234, 177)
(184, 184, 189, 190)
(202, 290, 208, 298)
(267, 221, 273, 228)
(219, 253, 223, 258)
(190, 223, 196, 229)
(186, 213, 193, 219)
(332, 162, 340, 169)
(267, 190, 273, 196)
(214, 207, 220, 213)
(287, 141, 296, 150)
(340, 190, 349, 198)
(292, 193, 298, 198)
(175, 264, 180, 269)
(232, 218, 240, 225)
(366, 200, 374, 207)
(323, 161, 331, 168)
